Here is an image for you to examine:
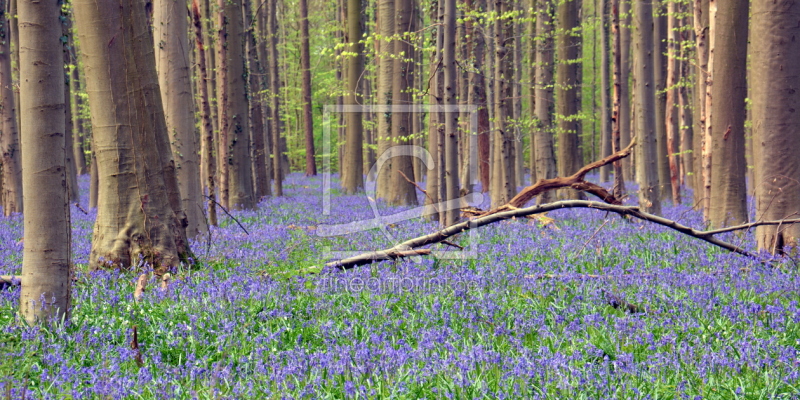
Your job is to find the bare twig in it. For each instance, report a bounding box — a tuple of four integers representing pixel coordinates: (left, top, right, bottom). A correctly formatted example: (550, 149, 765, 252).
(203, 194, 249, 235)
(441, 240, 464, 250)
(73, 203, 89, 215)
(398, 170, 437, 208)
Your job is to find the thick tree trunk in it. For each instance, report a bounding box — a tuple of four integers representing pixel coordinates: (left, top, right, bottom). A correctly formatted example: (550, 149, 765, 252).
(653, 3, 669, 201)
(300, 0, 316, 176)
(534, 0, 557, 204)
(555, 0, 582, 200)
(0, 0, 21, 216)
(192, 0, 218, 226)
(154, 0, 205, 233)
(599, 0, 612, 183)
(702, 0, 715, 219)
(633, 0, 661, 214)
(342, 0, 364, 194)
(468, 0, 490, 194)
(216, 0, 231, 208)
(18, 0, 71, 324)
(389, 0, 417, 205)
(750, 0, 800, 252)
(243, 0, 269, 200)
(692, 0, 708, 205)
(708, 0, 747, 227)
(74, 0, 192, 270)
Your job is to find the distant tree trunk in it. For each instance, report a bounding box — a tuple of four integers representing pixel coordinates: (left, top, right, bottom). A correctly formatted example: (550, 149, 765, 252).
(155, 0, 205, 233)
(389, 0, 417, 205)
(633, 0, 661, 214)
(216, 0, 231, 208)
(751, 0, 800, 252)
(267, 0, 283, 196)
(375, 0, 394, 200)
(555, 0, 582, 200)
(707, 0, 747, 226)
(423, 0, 442, 219)
(610, 0, 625, 197)
(702, 0, 715, 219)
(70, 57, 88, 176)
(74, 0, 192, 270)
(664, 0, 681, 204)
(466, 0, 489, 194)
(89, 154, 98, 208)
(192, 0, 218, 226)
(534, 0, 557, 204)
(18, 0, 71, 324)
(618, 0, 632, 181)
(653, 2, 669, 201)
(342, 0, 364, 194)
(599, 0, 612, 183)
(679, 51, 693, 189)
(300, 0, 316, 176)
(243, 0, 269, 200)
(442, 0, 458, 224)
(255, 3, 273, 192)
(692, 0, 708, 206)
(0, 0, 21, 216)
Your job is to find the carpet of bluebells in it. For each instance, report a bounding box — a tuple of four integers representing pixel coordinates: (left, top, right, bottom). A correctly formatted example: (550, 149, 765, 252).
(1, 174, 800, 399)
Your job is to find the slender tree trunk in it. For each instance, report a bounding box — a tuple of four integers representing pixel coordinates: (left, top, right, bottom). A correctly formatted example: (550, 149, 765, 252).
(155, 0, 205, 233)
(342, 0, 364, 193)
(61, 10, 79, 203)
(267, 0, 283, 196)
(679, 49, 693, 190)
(89, 154, 98, 208)
(192, 0, 218, 226)
(442, 0, 458, 224)
(653, 2, 669, 201)
(692, 0, 707, 205)
(599, 0, 612, 183)
(70, 56, 88, 176)
(751, 0, 800, 252)
(216, 0, 231, 208)
(555, 0, 582, 200)
(300, 0, 316, 176)
(702, 0, 715, 219)
(243, 0, 269, 200)
(18, 0, 71, 324)
(534, 0, 557, 204)
(619, 0, 632, 181)
(0, 0, 21, 216)
(633, 0, 661, 214)
(255, 2, 272, 193)
(664, 0, 681, 204)
(610, 0, 625, 197)
(708, 0, 747, 226)
(389, 0, 417, 205)
(375, 0, 394, 200)
(74, 0, 192, 270)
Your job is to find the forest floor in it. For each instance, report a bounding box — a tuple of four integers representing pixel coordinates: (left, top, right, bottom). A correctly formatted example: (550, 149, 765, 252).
(1, 174, 799, 399)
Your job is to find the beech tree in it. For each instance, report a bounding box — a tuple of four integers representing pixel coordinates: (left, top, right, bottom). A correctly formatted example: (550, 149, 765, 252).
(0, 0, 21, 216)
(533, 0, 557, 204)
(555, 0, 582, 200)
(300, 0, 316, 176)
(751, 0, 800, 252)
(18, 0, 71, 323)
(73, 0, 192, 270)
(342, 0, 365, 194)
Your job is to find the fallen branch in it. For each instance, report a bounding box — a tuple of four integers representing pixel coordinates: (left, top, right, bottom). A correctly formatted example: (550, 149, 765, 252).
(0, 275, 20, 287)
(325, 200, 800, 270)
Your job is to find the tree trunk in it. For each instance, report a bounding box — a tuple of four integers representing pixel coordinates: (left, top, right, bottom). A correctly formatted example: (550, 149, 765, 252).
(267, 0, 283, 196)
(618, 0, 632, 181)
(0, 0, 21, 216)
(534, 0, 557, 204)
(555, 0, 582, 200)
(599, 0, 612, 183)
(375, 0, 394, 200)
(154, 0, 205, 233)
(216, 0, 231, 208)
(18, 0, 71, 324)
(342, 0, 364, 194)
(61, 11, 79, 203)
(707, 0, 747, 227)
(73, 0, 192, 270)
(750, 0, 800, 252)
(300, 0, 316, 176)
(70, 56, 88, 176)
(610, 0, 625, 197)
(442, 0, 458, 224)
(664, 0, 681, 204)
(702, 0, 715, 219)
(633, 0, 661, 214)
(389, 0, 417, 205)
(192, 0, 218, 226)
(243, 0, 269, 200)
(653, 3, 669, 201)
(692, 0, 707, 206)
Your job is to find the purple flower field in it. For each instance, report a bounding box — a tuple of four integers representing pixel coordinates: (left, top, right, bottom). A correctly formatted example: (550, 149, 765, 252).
(1, 174, 799, 399)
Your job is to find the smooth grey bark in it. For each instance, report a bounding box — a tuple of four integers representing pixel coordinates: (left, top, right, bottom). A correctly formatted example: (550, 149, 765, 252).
(534, 0, 556, 205)
(0, 0, 21, 216)
(555, 0, 582, 200)
(442, 0, 459, 225)
(389, 0, 417, 205)
(342, 0, 364, 194)
(599, 0, 612, 183)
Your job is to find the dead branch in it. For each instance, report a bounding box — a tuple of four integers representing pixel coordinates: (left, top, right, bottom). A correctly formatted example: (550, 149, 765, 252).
(325, 200, 800, 270)
(398, 170, 437, 210)
(0, 275, 20, 288)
